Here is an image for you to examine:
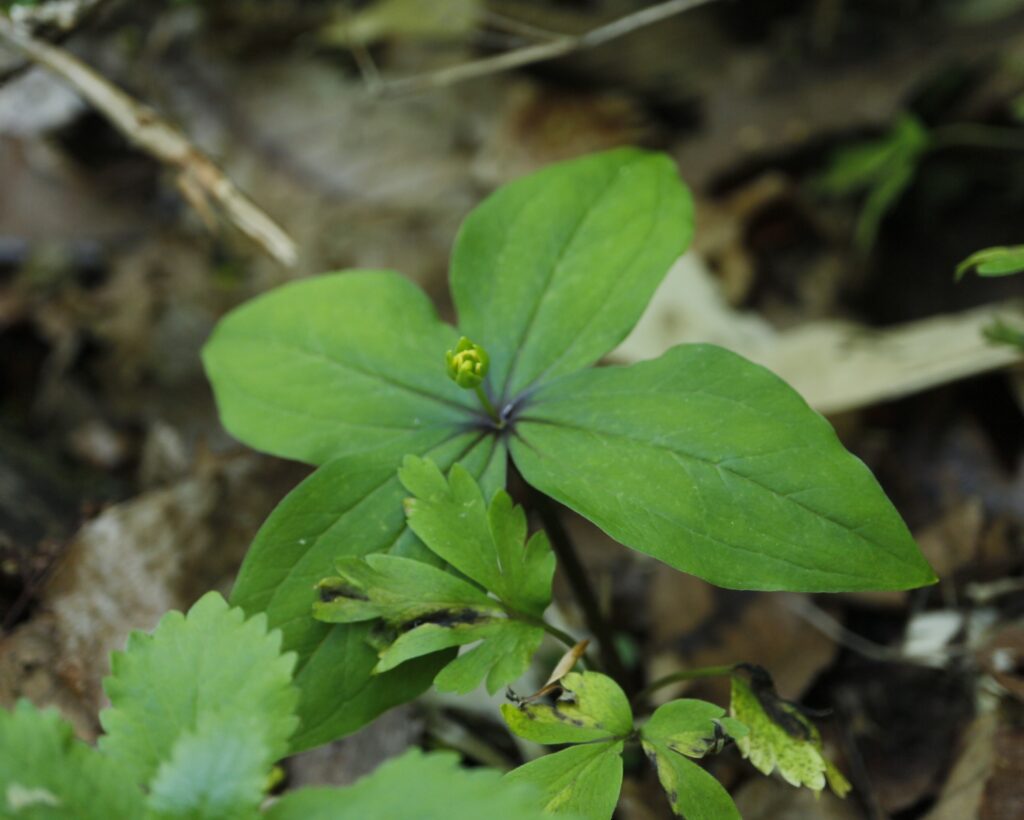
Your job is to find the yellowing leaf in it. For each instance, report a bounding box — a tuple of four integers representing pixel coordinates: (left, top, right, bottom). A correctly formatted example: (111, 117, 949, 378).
(730, 666, 851, 797)
(502, 671, 633, 745)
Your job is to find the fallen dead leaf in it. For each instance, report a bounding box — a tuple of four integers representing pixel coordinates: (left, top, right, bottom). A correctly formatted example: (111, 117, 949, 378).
(614, 255, 1024, 415)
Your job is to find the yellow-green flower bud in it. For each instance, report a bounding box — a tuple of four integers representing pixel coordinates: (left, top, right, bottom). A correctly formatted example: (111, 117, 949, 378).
(445, 337, 489, 389)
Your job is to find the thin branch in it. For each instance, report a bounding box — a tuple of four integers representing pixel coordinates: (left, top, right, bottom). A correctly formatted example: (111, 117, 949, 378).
(0, 15, 297, 267)
(377, 0, 722, 96)
(530, 489, 632, 690)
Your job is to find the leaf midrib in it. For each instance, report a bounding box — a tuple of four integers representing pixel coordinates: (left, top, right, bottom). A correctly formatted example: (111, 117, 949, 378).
(515, 416, 918, 573)
(227, 334, 478, 417)
(498, 161, 632, 402)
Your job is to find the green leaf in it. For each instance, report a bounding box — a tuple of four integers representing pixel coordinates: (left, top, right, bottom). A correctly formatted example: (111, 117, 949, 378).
(816, 115, 930, 250)
(399, 456, 555, 617)
(956, 245, 1024, 279)
(639, 745, 740, 820)
(202, 271, 478, 465)
(99, 592, 298, 791)
(639, 699, 744, 819)
(511, 344, 936, 592)
(230, 433, 505, 750)
(313, 552, 538, 693)
(0, 700, 144, 819)
(982, 318, 1024, 350)
(431, 621, 543, 694)
(505, 742, 624, 820)
(314, 457, 553, 694)
(146, 713, 267, 820)
(641, 699, 746, 759)
(501, 671, 633, 745)
(264, 749, 553, 820)
(730, 667, 851, 796)
(451, 148, 694, 401)
(315, 553, 502, 625)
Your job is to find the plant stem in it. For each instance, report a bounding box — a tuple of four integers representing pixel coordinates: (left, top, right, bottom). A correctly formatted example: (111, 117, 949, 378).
(633, 664, 736, 706)
(474, 385, 502, 426)
(531, 491, 632, 689)
(537, 620, 581, 652)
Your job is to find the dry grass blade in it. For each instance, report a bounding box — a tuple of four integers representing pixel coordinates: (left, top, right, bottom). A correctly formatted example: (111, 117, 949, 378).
(377, 0, 721, 96)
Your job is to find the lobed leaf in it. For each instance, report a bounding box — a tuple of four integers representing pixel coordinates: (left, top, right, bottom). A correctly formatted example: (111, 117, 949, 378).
(313, 552, 542, 694)
(730, 667, 851, 796)
(502, 671, 633, 745)
(314, 553, 502, 625)
(639, 744, 740, 820)
(511, 344, 936, 592)
(399, 455, 555, 617)
(639, 699, 745, 819)
(99, 592, 298, 790)
(451, 148, 694, 401)
(230, 434, 505, 750)
(202, 271, 477, 466)
(0, 700, 143, 819)
(504, 742, 624, 820)
(313, 455, 553, 694)
(641, 699, 746, 760)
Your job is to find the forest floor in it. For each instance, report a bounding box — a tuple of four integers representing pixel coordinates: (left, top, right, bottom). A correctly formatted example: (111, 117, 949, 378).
(1, 1, 1023, 818)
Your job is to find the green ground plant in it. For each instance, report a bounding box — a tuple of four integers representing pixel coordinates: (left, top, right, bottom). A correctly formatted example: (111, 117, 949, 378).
(2, 148, 936, 818)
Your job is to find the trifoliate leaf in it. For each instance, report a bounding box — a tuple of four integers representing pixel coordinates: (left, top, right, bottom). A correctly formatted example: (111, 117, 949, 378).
(502, 671, 633, 745)
(314, 458, 554, 694)
(502, 667, 631, 818)
(501, 665, 632, 818)
(145, 712, 269, 820)
(0, 700, 144, 819)
(399, 456, 555, 617)
(730, 666, 851, 797)
(99, 592, 299, 792)
(639, 699, 745, 818)
(505, 742, 624, 820)
(231, 436, 505, 751)
(956, 245, 1024, 279)
(264, 749, 554, 820)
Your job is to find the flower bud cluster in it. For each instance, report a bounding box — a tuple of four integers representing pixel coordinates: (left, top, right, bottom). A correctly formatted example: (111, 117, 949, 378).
(445, 337, 489, 389)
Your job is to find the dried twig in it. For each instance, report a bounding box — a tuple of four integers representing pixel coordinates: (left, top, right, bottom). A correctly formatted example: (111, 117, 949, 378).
(377, 0, 721, 96)
(0, 15, 297, 267)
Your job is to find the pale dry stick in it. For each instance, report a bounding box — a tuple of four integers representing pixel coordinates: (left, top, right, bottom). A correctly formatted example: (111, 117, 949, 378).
(0, 15, 298, 267)
(377, 0, 722, 96)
